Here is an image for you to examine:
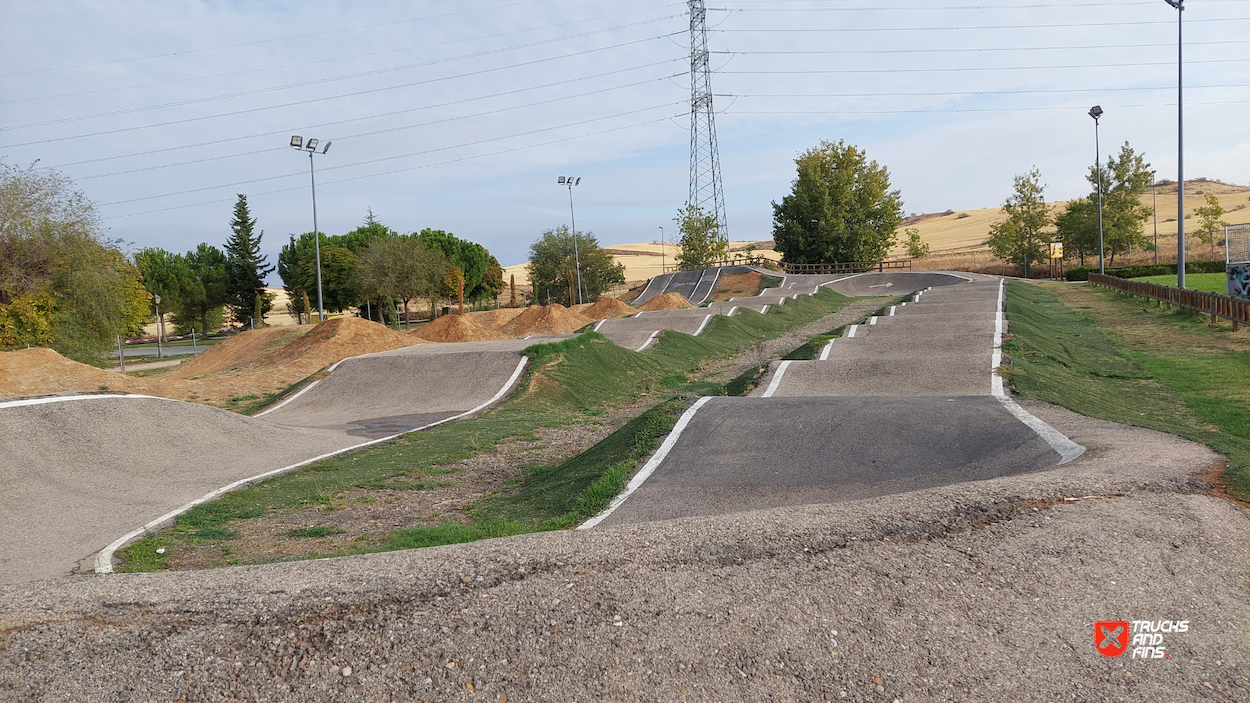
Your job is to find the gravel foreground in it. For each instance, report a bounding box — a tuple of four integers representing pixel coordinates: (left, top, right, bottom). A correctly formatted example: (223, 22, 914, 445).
(3, 401, 1248, 702)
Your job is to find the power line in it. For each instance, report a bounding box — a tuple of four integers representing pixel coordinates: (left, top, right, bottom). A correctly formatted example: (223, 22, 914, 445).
(102, 113, 681, 220)
(722, 99, 1250, 116)
(75, 69, 684, 181)
(0, 3, 684, 105)
(711, 39, 1247, 56)
(0, 0, 565, 77)
(718, 57, 1248, 75)
(712, 17, 1245, 32)
(98, 101, 684, 207)
(719, 83, 1250, 99)
(0, 34, 681, 148)
(1, 17, 681, 131)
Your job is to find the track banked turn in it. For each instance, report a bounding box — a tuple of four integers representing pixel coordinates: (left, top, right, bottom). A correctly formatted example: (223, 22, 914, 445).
(0, 338, 560, 583)
(590, 273, 1082, 527)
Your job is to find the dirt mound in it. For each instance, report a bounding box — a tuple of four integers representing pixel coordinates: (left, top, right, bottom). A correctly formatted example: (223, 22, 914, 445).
(711, 271, 763, 302)
(498, 304, 594, 337)
(581, 297, 635, 320)
(411, 315, 507, 343)
(0, 347, 152, 400)
(168, 327, 307, 378)
(258, 317, 419, 374)
(638, 292, 696, 311)
(466, 308, 525, 329)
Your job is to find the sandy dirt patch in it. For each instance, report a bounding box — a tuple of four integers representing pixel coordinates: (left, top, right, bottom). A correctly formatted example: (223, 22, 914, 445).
(411, 315, 507, 343)
(638, 292, 696, 311)
(0, 348, 156, 399)
(711, 271, 763, 302)
(580, 296, 635, 320)
(497, 305, 594, 336)
(168, 327, 308, 378)
(465, 308, 525, 329)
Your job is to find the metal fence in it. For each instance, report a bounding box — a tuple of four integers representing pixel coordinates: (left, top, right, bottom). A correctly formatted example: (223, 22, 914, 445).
(779, 259, 913, 275)
(1227, 223, 1250, 264)
(1088, 273, 1250, 330)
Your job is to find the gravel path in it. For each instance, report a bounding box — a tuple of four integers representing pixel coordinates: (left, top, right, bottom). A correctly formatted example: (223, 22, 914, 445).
(3, 402, 1244, 702)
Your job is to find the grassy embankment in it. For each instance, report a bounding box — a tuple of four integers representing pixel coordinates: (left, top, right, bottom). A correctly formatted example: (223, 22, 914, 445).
(1003, 280, 1250, 500)
(117, 287, 869, 571)
(1129, 272, 1228, 295)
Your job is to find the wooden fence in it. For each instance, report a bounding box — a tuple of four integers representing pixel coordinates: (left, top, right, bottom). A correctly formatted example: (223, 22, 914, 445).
(665, 255, 774, 273)
(779, 259, 913, 275)
(1088, 273, 1248, 330)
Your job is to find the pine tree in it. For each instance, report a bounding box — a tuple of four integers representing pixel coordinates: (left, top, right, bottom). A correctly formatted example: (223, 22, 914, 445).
(224, 194, 274, 324)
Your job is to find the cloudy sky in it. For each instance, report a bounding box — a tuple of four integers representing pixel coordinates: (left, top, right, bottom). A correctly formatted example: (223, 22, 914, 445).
(2, 0, 1247, 279)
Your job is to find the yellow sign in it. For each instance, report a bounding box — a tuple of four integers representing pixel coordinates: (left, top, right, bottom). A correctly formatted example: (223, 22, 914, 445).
(1050, 242, 1064, 259)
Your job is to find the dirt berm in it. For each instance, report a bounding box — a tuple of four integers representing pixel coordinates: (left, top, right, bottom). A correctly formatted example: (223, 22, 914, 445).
(2, 401, 1246, 701)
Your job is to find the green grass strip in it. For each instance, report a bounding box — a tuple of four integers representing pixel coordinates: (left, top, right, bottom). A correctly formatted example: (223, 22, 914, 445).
(1004, 280, 1250, 498)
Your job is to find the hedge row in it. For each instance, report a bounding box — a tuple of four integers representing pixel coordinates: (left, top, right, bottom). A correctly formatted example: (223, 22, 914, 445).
(1064, 260, 1229, 282)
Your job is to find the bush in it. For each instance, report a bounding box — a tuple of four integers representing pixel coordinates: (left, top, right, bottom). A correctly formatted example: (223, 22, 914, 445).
(1064, 260, 1229, 282)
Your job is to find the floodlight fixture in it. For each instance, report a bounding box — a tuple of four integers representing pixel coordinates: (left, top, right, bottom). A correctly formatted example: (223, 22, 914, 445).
(558, 176, 566, 184)
(321, 141, 331, 154)
(1088, 105, 1103, 120)
(306, 138, 319, 151)
(290, 135, 303, 148)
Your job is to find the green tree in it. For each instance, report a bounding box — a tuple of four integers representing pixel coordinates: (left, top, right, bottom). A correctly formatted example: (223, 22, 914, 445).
(355, 235, 446, 329)
(902, 227, 930, 259)
(985, 168, 1051, 278)
(0, 161, 148, 362)
(299, 244, 360, 313)
(772, 140, 904, 265)
(1193, 192, 1228, 261)
(174, 243, 229, 335)
(526, 226, 624, 306)
(134, 248, 189, 342)
(1054, 197, 1100, 266)
(1094, 142, 1153, 265)
(224, 194, 274, 325)
(417, 229, 491, 299)
(674, 203, 727, 269)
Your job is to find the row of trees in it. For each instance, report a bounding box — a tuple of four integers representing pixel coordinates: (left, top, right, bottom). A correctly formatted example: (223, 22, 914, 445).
(134, 194, 274, 338)
(986, 142, 1229, 275)
(277, 211, 505, 324)
(0, 162, 150, 363)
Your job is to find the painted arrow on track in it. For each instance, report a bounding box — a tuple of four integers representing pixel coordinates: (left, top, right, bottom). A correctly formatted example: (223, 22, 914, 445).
(868, 282, 894, 288)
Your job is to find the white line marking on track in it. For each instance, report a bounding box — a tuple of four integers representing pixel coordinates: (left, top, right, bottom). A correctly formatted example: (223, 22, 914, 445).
(760, 305, 770, 314)
(635, 273, 665, 302)
(819, 341, 834, 361)
(636, 330, 660, 352)
(634, 311, 646, 318)
(761, 360, 793, 398)
(94, 358, 531, 574)
(693, 314, 713, 336)
(592, 319, 606, 332)
(579, 396, 714, 529)
(254, 379, 321, 417)
(0, 393, 170, 410)
(889, 306, 897, 316)
(846, 324, 858, 338)
(990, 278, 1085, 464)
(727, 306, 739, 316)
(869, 316, 877, 325)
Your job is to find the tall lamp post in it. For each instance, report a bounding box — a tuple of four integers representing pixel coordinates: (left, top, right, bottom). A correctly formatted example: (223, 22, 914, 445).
(290, 135, 332, 322)
(1164, 0, 1186, 288)
(558, 176, 584, 305)
(658, 225, 665, 273)
(1152, 170, 1159, 264)
(1089, 105, 1105, 275)
(153, 294, 162, 359)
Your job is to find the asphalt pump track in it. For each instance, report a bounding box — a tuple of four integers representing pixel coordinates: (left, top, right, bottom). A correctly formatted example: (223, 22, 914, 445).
(586, 274, 1085, 527)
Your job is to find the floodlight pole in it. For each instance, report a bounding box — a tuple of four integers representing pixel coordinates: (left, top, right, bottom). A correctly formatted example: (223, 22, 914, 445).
(307, 150, 325, 323)
(1166, 0, 1186, 288)
(1090, 106, 1105, 275)
(659, 226, 665, 272)
(562, 177, 584, 305)
(1152, 171, 1159, 264)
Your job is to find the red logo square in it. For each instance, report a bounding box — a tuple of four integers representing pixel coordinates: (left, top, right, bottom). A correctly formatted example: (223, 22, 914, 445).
(1096, 621, 1129, 657)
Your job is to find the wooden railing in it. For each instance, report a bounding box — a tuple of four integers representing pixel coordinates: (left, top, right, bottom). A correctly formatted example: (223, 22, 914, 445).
(1088, 273, 1248, 330)
(779, 259, 913, 275)
(664, 255, 774, 273)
